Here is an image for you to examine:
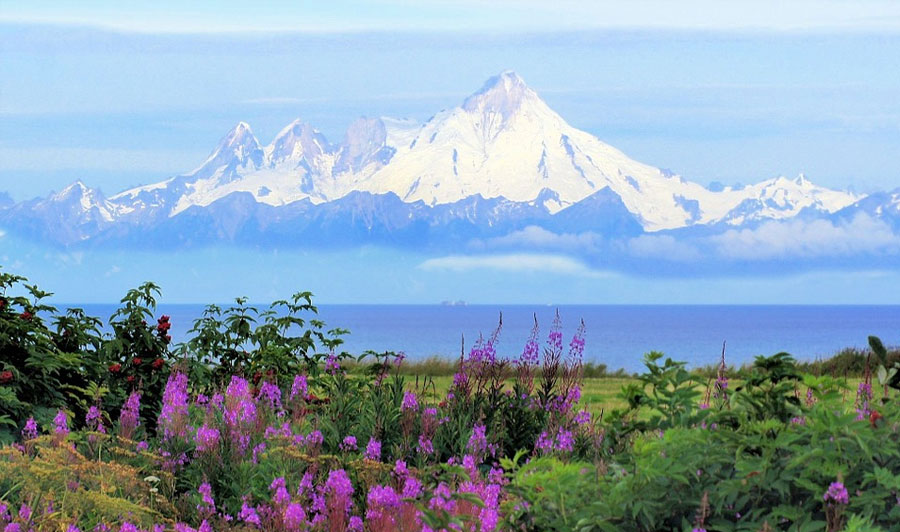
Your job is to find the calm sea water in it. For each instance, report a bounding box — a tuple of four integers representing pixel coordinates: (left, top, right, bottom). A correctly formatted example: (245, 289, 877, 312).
(67, 304, 899, 373)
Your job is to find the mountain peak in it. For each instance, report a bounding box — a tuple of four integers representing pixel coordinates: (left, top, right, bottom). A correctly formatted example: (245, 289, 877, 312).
(55, 180, 91, 199)
(462, 70, 535, 119)
(224, 121, 256, 144)
(267, 118, 330, 166)
(191, 121, 264, 179)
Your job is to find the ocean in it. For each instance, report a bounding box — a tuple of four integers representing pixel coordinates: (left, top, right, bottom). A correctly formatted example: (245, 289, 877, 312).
(67, 304, 900, 373)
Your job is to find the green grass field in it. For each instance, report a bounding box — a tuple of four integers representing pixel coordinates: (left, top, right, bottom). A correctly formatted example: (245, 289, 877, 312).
(400, 375, 634, 415)
(398, 373, 864, 418)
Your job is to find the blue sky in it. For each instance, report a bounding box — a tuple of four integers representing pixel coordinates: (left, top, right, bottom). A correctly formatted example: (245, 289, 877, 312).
(1, 2, 899, 304)
(4, 1, 900, 33)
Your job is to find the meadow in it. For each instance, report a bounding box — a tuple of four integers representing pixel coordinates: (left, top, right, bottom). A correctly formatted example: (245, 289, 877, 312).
(1, 270, 899, 532)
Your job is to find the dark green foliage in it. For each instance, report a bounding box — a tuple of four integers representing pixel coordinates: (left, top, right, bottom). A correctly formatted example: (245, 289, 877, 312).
(0, 270, 100, 439)
(182, 293, 347, 391)
(504, 354, 900, 532)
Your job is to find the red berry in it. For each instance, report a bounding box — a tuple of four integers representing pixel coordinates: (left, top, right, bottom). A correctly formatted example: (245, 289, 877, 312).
(870, 410, 883, 428)
(109, 363, 122, 373)
(133, 358, 143, 366)
(0, 370, 13, 383)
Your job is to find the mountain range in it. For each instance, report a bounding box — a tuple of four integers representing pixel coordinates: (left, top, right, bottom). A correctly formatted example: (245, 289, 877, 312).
(1, 71, 898, 261)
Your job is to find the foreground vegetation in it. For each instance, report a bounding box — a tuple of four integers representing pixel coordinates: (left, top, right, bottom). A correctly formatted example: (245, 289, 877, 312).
(2, 268, 900, 532)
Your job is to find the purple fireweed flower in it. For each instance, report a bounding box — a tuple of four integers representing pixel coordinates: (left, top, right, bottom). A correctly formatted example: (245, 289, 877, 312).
(574, 410, 591, 425)
(119, 391, 141, 438)
(394, 459, 410, 478)
(462, 454, 478, 478)
(273, 485, 291, 506)
(365, 437, 381, 461)
(535, 431, 553, 453)
(289, 374, 308, 401)
(93, 525, 110, 532)
(264, 422, 292, 439)
(305, 430, 323, 448)
(195, 425, 220, 454)
(159, 372, 189, 439)
(324, 468, 354, 515)
(417, 435, 434, 455)
(226, 375, 251, 398)
(297, 472, 314, 497)
(824, 481, 849, 505)
(451, 371, 468, 390)
(488, 466, 505, 485)
(197, 521, 212, 532)
(519, 317, 541, 367)
(348, 516, 364, 532)
(252, 442, 266, 464)
(211, 393, 224, 409)
(366, 485, 401, 521)
(401, 391, 418, 411)
(284, 502, 307, 531)
(325, 353, 341, 374)
(229, 397, 257, 426)
(555, 428, 575, 452)
(467, 423, 489, 457)
(198, 482, 215, 514)
(856, 381, 873, 420)
(5, 524, 22, 532)
(402, 476, 423, 498)
(85, 405, 105, 433)
(239, 502, 261, 526)
(53, 410, 69, 437)
(567, 320, 586, 366)
(548, 313, 563, 353)
(257, 381, 282, 410)
(270, 476, 286, 491)
(66, 525, 81, 532)
(17, 504, 31, 522)
(340, 435, 358, 452)
(22, 417, 38, 440)
(136, 440, 149, 451)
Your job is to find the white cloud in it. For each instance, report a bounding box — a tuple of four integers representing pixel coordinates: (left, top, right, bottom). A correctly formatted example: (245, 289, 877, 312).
(419, 253, 611, 277)
(475, 226, 601, 252)
(710, 213, 900, 260)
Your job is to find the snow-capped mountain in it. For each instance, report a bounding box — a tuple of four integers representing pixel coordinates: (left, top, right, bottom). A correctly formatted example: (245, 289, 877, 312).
(832, 188, 900, 230)
(1, 181, 127, 242)
(0, 71, 868, 248)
